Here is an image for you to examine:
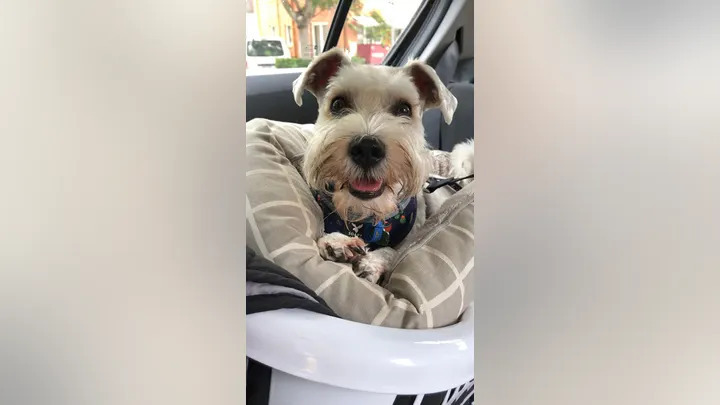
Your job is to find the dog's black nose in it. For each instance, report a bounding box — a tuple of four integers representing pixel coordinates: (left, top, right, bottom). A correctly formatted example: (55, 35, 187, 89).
(349, 137, 386, 169)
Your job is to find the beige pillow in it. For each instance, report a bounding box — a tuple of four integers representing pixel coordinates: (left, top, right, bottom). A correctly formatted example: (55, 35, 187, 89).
(246, 118, 473, 328)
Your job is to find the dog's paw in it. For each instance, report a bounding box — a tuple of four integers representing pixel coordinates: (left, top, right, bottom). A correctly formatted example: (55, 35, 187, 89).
(317, 232, 367, 263)
(352, 252, 387, 284)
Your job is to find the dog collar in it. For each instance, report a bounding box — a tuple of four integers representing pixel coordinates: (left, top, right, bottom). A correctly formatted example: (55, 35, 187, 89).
(312, 186, 416, 248)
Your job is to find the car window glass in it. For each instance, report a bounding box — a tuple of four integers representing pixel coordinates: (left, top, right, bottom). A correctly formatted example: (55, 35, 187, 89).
(247, 40, 285, 57)
(246, 0, 424, 75)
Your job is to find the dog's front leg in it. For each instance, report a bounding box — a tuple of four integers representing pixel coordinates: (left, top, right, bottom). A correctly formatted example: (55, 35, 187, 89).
(353, 247, 396, 284)
(317, 232, 367, 263)
(318, 233, 395, 284)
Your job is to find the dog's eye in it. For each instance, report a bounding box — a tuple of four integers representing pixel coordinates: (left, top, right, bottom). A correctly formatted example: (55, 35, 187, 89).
(392, 102, 412, 117)
(329, 97, 349, 116)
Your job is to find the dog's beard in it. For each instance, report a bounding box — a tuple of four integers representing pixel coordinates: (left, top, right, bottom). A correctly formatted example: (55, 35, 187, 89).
(303, 114, 430, 222)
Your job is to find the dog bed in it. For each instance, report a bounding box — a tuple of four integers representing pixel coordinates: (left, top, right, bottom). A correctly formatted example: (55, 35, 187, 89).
(246, 118, 474, 329)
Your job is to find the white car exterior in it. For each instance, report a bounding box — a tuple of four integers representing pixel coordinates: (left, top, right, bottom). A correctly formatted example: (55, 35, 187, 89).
(246, 37, 292, 70)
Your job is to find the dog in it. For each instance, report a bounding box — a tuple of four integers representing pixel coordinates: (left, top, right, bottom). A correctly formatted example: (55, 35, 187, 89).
(292, 47, 473, 283)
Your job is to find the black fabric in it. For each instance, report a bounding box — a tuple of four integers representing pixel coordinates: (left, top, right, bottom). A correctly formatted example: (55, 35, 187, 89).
(393, 395, 418, 405)
(455, 390, 473, 405)
(246, 247, 338, 317)
(394, 381, 474, 405)
(246, 359, 272, 405)
(440, 381, 474, 405)
(420, 391, 448, 405)
(248, 292, 337, 318)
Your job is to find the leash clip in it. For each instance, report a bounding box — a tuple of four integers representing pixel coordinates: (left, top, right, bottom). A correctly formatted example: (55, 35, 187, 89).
(423, 174, 474, 193)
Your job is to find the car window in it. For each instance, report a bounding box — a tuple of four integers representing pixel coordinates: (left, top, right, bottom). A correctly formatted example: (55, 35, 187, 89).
(246, 0, 424, 75)
(247, 40, 285, 57)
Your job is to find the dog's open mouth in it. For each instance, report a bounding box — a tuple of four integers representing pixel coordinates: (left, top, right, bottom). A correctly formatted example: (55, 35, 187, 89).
(348, 178, 384, 200)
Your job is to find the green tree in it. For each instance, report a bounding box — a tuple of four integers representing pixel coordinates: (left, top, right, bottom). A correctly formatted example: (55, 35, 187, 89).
(363, 10, 392, 46)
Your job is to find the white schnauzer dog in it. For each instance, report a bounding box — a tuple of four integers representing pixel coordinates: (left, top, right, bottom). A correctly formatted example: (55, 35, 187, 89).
(293, 47, 473, 283)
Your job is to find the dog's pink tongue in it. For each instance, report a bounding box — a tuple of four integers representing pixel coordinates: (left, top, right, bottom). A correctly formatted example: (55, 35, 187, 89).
(351, 179, 382, 192)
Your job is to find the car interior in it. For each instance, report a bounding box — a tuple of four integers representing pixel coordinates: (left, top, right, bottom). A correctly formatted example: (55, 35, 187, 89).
(246, 0, 474, 152)
(245, 1, 475, 403)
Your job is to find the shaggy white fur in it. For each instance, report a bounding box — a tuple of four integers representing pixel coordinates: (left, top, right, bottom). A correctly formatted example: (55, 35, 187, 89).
(293, 48, 472, 283)
(450, 139, 475, 187)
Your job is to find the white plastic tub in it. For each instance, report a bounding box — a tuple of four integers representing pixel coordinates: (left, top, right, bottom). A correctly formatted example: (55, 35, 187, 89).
(246, 303, 474, 404)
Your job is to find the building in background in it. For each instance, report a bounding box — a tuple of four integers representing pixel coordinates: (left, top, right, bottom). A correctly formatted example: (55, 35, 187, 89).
(247, 0, 296, 53)
(246, 0, 414, 62)
(246, 0, 260, 39)
(311, 7, 359, 58)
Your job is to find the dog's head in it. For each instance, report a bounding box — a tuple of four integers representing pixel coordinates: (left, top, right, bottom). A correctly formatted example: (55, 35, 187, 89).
(293, 48, 457, 222)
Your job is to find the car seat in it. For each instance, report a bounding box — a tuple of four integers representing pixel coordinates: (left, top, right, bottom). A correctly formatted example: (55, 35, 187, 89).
(246, 41, 476, 405)
(422, 41, 474, 152)
(246, 304, 474, 405)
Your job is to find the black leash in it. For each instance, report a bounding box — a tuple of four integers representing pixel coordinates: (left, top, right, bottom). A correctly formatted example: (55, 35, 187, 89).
(423, 174, 474, 193)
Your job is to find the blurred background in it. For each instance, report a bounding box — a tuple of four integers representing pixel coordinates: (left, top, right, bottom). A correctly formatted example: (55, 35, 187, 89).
(2, 0, 720, 404)
(246, 0, 421, 74)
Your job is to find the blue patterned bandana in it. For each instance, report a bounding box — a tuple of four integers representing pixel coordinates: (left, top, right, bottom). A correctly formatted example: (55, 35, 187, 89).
(312, 189, 417, 250)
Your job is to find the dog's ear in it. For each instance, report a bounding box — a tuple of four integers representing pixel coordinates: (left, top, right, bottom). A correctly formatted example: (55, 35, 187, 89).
(292, 48, 351, 106)
(404, 61, 458, 124)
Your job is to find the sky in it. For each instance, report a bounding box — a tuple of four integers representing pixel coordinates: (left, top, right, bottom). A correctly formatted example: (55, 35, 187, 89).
(361, 0, 423, 29)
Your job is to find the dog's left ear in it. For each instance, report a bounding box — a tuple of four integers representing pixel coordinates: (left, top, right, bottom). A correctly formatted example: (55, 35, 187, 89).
(404, 61, 458, 124)
(292, 48, 351, 106)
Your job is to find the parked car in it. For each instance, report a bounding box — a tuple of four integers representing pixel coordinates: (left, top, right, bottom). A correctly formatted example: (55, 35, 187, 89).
(246, 37, 291, 70)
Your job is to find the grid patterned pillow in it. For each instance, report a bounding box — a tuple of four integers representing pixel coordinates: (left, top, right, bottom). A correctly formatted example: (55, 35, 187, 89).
(246, 118, 474, 329)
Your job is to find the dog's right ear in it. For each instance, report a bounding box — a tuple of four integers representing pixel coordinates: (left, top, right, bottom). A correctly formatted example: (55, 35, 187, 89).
(292, 48, 351, 106)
